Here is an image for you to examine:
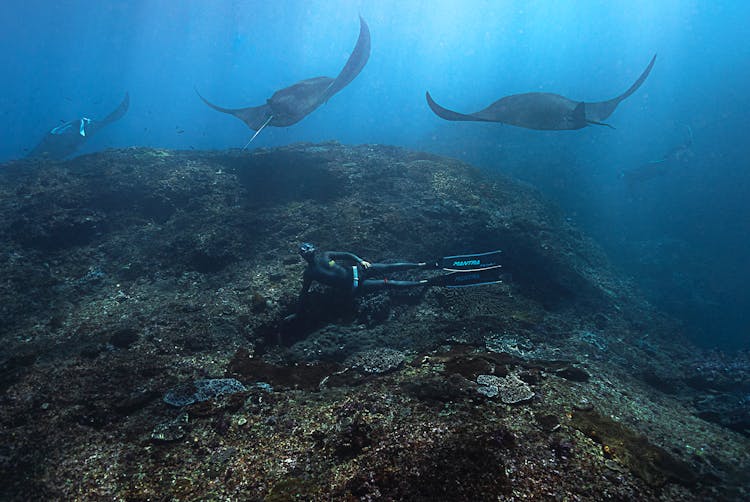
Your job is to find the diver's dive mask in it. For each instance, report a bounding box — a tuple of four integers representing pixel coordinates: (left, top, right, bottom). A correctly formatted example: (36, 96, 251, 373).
(298, 242, 316, 258)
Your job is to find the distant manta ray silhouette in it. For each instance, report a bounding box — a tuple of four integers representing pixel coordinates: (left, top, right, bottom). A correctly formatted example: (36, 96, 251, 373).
(622, 124, 693, 191)
(197, 16, 370, 145)
(27, 93, 130, 159)
(426, 54, 656, 130)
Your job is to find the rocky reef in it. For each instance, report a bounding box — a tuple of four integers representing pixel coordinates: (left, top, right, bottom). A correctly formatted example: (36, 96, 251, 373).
(0, 143, 747, 500)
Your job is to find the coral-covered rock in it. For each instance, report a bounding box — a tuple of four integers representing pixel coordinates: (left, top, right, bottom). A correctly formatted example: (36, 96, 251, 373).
(163, 378, 247, 407)
(345, 347, 405, 374)
(477, 373, 535, 404)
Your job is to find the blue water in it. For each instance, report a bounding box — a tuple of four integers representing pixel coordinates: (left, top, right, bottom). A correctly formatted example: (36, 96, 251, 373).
(2, 0, 748, 349)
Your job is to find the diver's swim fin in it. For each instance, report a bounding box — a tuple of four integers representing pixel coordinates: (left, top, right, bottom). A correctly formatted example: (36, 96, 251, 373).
(440, 250, 502, 272)
(431, 268, 503, 288)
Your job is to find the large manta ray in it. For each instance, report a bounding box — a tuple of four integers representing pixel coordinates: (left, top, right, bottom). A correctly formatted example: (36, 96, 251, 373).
(27, 93, 130, 159)
(426, 54, 656, 130)
(197, 17, 370, 143)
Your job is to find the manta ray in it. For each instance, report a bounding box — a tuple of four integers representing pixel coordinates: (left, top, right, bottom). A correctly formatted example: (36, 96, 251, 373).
(27, 93, 130, 160)
(197, 16, 371, 144)
(426, 54, 656, 130)
(623, 124, 693, 191)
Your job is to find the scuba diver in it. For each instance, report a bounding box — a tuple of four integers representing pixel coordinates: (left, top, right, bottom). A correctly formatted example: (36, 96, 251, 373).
(295, 242, 503, 313)
(27, 92, 130, 160)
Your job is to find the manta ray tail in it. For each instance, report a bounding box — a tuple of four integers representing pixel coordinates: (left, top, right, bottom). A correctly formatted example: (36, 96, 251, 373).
(586, 119, 615, 129)
(196, 88, 273, 132)
(242, 115, 274, 149)
(584, 54, 657, 122)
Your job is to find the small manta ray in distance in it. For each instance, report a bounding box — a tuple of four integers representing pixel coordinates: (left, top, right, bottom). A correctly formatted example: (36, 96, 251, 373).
(622, 124, 694, 191)
(27, 93, 130, 160)
(426, 54, 656, 130)
(197, 16, 371, 146)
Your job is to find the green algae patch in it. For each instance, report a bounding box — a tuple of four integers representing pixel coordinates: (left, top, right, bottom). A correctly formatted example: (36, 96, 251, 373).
(572, 408, 698, 488)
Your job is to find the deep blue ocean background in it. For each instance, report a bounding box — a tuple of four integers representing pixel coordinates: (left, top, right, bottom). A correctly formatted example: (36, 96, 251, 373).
(2, 0, 748, 350)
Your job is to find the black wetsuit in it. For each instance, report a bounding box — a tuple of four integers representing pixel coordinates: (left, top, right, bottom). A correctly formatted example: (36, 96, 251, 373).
(298, 250, 430, 308)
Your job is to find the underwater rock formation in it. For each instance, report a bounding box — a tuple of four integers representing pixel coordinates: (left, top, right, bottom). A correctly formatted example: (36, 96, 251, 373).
(0, 143, 747, 500)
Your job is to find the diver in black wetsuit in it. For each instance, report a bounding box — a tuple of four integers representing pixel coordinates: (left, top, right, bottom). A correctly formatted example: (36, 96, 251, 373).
(279, 243, 502, 333)
(296, 242, 434, 308)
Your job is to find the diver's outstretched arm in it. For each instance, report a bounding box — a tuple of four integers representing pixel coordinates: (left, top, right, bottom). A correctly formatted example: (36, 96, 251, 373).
(296, 276, 313, 315)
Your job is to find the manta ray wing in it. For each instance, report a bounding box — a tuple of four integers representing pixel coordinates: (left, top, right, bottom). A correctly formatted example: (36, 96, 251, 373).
(425, 91, 490, 122)
(584, 54, 657, 123)
(321, 16, 371, 102)
(196, 90, 273, 132)
(87, 92, 130, 136)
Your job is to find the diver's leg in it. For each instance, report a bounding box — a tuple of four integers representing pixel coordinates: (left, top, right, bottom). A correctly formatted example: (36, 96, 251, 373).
(367, 262, 432, 274)
(358, 278, 429, 293)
